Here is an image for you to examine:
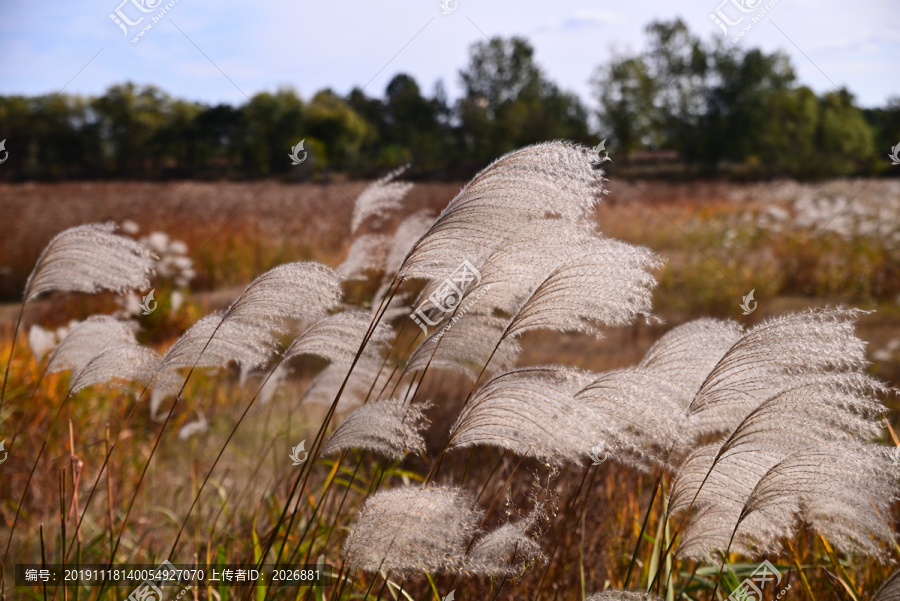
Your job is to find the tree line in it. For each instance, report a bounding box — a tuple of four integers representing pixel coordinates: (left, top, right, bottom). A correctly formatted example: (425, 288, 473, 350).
(1, 19, 897, 181)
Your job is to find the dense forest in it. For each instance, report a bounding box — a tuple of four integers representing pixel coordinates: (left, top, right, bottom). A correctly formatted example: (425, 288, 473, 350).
(1, 19, 897, 181)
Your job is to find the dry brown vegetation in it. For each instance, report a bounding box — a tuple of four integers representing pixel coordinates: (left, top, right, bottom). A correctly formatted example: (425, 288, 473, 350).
(1, 174, 899, 600)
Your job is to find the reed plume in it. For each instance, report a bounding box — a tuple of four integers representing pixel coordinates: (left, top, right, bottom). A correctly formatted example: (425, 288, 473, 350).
(1, 222, 156, 406)
(670, 375, 890, 560)
(384, 210, 434, 276)
(503, 238, 660, 339)
(343, 485, 481, 577)
(156, 262, 341, 391)
(398, 142, 605, 281)
(737, 445, 897, 557)
(160, 312, 279, 372)
(70, 344, 161, 393)
(336, 234, 390, 280)
(448, 366, 598, 465)
(874, 570, 900, 601)
(637, 318, 743, 399)
(405, 314, 522, 380)
(464, 510, 545, 576)
(284, 310, 393, 365)
(575, 368, 692, 470)
(46, 316, 138, 377)
(688, 308, 870, 438)
(220, 262, 341, 331)
(321, 398, 430, 460)
(350, 164, 413, 234)
(302, 357, 391, 411)
(23, 222, 156, 301)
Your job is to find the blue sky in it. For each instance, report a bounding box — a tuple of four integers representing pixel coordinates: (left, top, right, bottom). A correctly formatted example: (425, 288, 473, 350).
(1, 0, 898, 108)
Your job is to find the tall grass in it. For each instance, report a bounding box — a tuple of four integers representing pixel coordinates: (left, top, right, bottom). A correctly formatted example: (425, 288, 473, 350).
(1, 142, 898, 600)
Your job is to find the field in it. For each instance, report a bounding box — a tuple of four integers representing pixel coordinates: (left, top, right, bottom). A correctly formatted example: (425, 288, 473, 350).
(1, 165, 899, 600)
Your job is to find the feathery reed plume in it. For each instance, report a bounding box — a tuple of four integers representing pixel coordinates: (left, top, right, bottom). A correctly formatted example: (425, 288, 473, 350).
(411, 218, 592, 320)
(674, 503, 739, 561)
(350, 164, 413, 234)
(384, 210, 434, 276)
(1, 222, 155, 407)
(586, 592, 661, 601)
(448, 366, 598, 464)
(503, 238, 661, 339)
(670, 375, 889, 560)
(688, 308, 870, 438)
(677, 445, 898, 560)
(46, 316, 138, 377)
(23, 222, 156, 301)
(398, 142, 605, 281)
(405, 314, 522, 380)
(874, 570, 900, 601)
(337, 234, 390, 280)
(464, 510, 545, 576)
(70, 344, 161, 393)
(302, 357, 390, 411)
(343, 485, 481, 577)
(157, 262, 341, 386)
(160, 312, 279, 372)
(575, 368, 692, 470)
(321, 398, 430, 460)
(638, 318, 743, 398)
(247, 311, 395, 405)
(284, 310, 393, 365)
(739, 445, 897, 558)
(221, 262, 341, 331)
(405, 219, 658, 379)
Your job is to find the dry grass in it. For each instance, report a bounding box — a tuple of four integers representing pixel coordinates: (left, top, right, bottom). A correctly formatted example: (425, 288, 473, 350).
(1, 177, 899, 599)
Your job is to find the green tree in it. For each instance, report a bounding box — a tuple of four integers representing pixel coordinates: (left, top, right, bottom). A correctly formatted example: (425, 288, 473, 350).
(591, 55, 660, 162)
(191, 104, 244, 177)
(458, 36, 590, 167)
(91, 83, 172, 175)
(699, 45, 795, 169)
(812, 89, 875, 177)
(757, 86, 820, 176)
(151, 99, 202, 177)
(382, 74, 443, 169)
(303, 89, 371, 171)
(862, 95, 900, 172)
(239, 88, 305, 177)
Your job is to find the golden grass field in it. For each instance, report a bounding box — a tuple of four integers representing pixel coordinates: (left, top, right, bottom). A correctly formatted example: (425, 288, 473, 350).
(1, 178, 899, 600)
